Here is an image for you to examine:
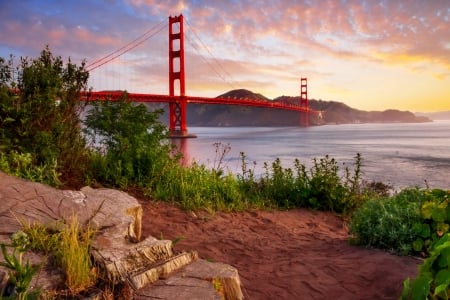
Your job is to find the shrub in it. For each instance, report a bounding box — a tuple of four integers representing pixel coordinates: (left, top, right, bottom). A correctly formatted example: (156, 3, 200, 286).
(83, 94, 174, 188)
(0, 47, 90, 187)
(253, 154, 365, 213)
(0, 150, 60, 186)
(350, 188, 450, 255)
(401, 233, 450, 300)
(349, 189, 423, 254)
(151, 162, 250, 211)
(414, 189, 450, 253)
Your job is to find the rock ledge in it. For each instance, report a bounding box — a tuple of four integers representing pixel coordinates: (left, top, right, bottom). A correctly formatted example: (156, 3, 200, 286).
(0, 172, 243, 299)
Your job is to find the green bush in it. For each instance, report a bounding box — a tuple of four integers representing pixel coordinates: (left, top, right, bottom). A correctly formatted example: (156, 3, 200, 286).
(83, 94, 174, 188)
(401, 233, 450, 300)
(0, 150, 60, 186)
(415, 189, 450, 253)
(252, 154, 365, 213)
(0, 47, 89, 187)
(349, 188, 450, 255)
(349, 189, 423, 254)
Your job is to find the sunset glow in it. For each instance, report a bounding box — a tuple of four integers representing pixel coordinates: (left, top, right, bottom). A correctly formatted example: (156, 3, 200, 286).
(0, 0, 448, 112)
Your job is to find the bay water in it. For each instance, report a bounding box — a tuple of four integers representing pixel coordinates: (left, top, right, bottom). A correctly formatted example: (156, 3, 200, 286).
(174, 120, 450, 190)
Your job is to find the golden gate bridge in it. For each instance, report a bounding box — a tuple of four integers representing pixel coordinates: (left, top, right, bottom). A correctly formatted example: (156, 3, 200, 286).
(81, 15, 316, 137)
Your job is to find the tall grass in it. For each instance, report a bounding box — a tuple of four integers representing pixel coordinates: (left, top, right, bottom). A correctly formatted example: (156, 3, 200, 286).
(150, 161, 254, 212)
(57, 215, 96, 294)
(146, 142, 369, 214)
(22, 215, 97, 295)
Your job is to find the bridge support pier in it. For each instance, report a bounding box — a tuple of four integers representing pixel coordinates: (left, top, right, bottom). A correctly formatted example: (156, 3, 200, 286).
(168, 14, 196, 138)
(300, 77, 309, 127)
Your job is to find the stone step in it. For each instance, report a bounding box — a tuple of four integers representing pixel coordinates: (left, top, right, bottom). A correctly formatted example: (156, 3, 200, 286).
(134, 258, 244, 300)
(91, 235, 175, 282)
(128, 250, 198, 290)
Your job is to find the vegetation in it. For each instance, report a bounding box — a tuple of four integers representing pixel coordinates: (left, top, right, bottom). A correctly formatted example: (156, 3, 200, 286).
(350, 188, 450, 256)
(401, 233, 450, 300)
(83, 93, 173, 189)
(0, 231, 42, 300)
(0, 46, 89, 187)
(19, 216, 97, 297)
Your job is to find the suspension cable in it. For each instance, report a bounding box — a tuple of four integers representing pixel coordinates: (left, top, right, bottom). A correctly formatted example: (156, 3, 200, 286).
(87, 19, 167, 72)
(184, 18, 238, 90)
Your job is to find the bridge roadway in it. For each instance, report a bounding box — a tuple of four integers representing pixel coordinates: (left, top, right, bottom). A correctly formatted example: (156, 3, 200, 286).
(80, 91, 312, 113)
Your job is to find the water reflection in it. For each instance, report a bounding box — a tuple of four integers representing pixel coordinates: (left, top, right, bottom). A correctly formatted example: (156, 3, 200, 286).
(170, 138, 191, 166)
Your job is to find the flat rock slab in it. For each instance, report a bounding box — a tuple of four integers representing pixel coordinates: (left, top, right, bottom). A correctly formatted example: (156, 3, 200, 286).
(135, 259, 244, 300)
(0, 172, 142, 243)
(0, 172, 143, 294)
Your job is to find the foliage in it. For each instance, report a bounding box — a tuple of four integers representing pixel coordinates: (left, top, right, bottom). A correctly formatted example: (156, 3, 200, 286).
(349, 188, 450, 255)
(0, 150, 60, 186)
(349, 189, 423, 254)
(0, 231, 42, 300)
(0, 46, 90, 187)
(415, 189, 450, 254)
(401, 233, 450, 300)
(149, 144, 371, 213)
(238, 153, 366, 214)
(83, 94, 173, 189)
(21, 216, 97, 296)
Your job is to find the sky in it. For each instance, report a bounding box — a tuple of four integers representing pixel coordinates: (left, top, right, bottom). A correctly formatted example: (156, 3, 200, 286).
(0, 0, 449, 112)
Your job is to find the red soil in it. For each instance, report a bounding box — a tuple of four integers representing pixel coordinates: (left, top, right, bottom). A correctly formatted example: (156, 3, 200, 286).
(140, 201, 421, 300)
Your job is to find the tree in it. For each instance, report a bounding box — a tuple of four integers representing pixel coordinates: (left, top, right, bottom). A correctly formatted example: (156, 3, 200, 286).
(83, 94, 175, 188)
(0, 46, 89, 186)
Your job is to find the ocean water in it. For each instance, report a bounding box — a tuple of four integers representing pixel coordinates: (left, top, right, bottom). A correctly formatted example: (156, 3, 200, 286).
(173, 120, 450, 190)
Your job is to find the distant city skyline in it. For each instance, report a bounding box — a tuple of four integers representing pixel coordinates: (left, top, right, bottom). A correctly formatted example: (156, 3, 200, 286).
(0, 0, 449, 112)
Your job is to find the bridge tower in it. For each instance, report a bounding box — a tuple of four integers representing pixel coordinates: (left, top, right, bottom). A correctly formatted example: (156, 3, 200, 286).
(169, 14, 193, 137)
(300, 77, 308, 126)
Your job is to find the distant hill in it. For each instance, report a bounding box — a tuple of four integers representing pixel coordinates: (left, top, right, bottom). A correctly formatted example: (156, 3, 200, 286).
(148, 89, 431, 126)
(416, 111, 450, 120)
(218, 89, 270, 101)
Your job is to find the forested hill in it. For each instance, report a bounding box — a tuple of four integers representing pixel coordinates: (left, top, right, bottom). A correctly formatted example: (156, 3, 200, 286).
(152, 89, 431, 126)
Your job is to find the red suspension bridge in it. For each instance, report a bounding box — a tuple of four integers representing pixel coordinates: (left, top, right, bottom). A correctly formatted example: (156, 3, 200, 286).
(81, 15, 315, 137)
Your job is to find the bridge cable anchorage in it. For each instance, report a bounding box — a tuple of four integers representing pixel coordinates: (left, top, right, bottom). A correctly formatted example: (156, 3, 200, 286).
(184, 18, 238, 90)
(86, 19, 167, 72)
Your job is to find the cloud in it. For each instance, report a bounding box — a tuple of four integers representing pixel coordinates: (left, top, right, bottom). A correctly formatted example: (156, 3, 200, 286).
(1, 0, 448, 110)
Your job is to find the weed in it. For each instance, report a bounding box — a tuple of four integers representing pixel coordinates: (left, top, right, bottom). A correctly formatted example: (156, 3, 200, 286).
(0, 231, 42, 300)
(212, 142, 231, 176)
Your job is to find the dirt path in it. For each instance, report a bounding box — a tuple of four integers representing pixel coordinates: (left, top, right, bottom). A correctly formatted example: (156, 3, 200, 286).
(140, 201, 421, 300)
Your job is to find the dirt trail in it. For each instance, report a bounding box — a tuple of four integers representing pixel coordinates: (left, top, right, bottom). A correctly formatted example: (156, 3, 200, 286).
(141, 201, 421, 300)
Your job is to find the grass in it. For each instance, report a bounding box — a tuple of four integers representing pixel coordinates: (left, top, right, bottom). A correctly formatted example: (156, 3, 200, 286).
(149, 149, 369, 215)
(21, 214, 97, 296)
(57, 215, 97, 294)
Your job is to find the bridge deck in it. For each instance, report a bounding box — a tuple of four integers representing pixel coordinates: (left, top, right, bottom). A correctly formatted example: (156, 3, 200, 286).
(80, 91, 315, 113)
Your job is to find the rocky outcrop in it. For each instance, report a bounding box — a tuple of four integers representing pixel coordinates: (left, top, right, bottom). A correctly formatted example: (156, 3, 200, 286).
(0, 172, 243, 299)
